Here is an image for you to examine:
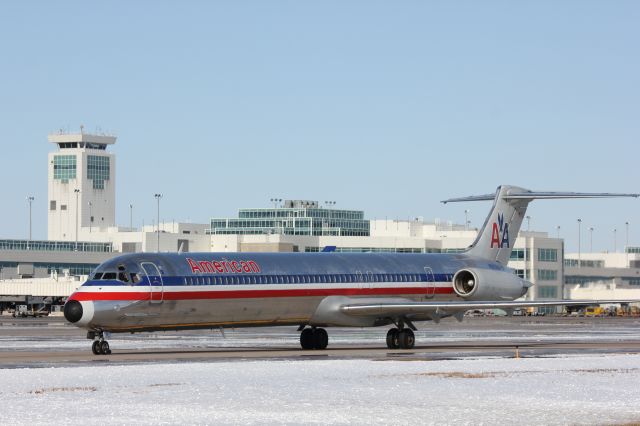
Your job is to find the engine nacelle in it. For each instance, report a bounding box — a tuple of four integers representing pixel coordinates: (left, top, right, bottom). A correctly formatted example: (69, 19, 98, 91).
(452, 268, 529, 300)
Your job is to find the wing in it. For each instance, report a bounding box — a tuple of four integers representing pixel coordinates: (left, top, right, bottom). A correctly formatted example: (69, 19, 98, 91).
(340, 299, 638, 317)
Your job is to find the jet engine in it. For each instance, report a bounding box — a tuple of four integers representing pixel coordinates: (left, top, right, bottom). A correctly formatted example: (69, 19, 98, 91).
(452, 268, 529, 300)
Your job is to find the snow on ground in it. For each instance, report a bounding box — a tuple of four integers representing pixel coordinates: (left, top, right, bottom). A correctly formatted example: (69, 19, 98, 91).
(1, 355, 639, 425)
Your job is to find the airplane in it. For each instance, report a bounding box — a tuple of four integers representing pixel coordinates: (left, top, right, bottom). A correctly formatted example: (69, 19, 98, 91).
(63, 185, 639, 355)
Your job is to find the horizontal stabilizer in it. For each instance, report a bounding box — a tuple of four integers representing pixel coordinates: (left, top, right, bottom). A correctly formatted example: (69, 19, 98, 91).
(442, 191, 639, 204)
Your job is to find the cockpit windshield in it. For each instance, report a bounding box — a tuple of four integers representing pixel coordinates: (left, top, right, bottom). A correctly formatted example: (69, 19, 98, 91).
(90, 262, 142, 284)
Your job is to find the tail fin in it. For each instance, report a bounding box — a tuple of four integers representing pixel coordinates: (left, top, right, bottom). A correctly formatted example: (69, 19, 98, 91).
(442, 185, 638, 265)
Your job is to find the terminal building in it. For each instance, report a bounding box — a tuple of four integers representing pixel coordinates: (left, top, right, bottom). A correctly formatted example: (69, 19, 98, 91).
(564, 249, 640, 300)
(0, 128, 636, 312)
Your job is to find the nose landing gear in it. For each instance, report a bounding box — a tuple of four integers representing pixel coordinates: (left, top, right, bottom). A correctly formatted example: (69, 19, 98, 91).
(88, 331, 111, 355)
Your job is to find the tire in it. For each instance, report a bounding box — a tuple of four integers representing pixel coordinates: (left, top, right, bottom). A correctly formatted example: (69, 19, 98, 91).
(300, 328, 314, 350)
(398, 329, 415, 349)
(100, 341, 110, 355)
(312, 328, 328, 350)
(92, 340, 102, 355)
(386, 328, 400, 349)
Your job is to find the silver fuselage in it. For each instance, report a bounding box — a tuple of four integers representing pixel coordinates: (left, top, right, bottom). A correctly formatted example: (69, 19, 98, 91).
(65, 252, 512, 333)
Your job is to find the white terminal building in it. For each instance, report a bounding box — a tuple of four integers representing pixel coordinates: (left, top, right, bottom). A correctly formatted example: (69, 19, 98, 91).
(0, 129, 638, 310)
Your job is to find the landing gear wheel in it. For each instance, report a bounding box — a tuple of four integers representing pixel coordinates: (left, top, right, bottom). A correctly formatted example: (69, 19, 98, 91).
(312, 328, 328, 350)
(398, 329, 415, 349)
(92, 340, 101, 355)
(386, 328, 400, 349)
(300, 328, 314, 350)
(100, 341, 111, 355)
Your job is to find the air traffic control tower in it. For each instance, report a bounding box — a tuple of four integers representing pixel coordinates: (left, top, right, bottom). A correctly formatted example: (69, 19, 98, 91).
(47, 128, 116, 241)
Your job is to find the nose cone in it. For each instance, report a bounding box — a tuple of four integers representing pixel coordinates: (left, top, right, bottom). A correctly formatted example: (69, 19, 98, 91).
(64, 300, 83, 323)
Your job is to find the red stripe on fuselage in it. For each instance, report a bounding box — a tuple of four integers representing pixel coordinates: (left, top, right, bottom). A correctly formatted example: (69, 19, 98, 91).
(68, 287, 454, 302)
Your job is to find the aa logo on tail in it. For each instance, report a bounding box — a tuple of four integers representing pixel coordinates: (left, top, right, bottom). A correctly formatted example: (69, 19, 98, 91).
(490, 212, 509, 248)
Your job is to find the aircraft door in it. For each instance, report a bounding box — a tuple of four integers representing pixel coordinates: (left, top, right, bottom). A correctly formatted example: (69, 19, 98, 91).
(424, 267, 435, 299)
(141, 262, 164, 304)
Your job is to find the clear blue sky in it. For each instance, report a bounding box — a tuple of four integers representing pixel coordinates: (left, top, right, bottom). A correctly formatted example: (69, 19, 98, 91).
(1, 1, 638, 252)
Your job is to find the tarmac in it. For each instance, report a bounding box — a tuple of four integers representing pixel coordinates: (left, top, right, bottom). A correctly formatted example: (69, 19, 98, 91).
(1, 315, 639, 368)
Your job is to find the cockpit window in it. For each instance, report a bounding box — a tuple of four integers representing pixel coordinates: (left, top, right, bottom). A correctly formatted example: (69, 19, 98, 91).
(91, 261, 145, 284)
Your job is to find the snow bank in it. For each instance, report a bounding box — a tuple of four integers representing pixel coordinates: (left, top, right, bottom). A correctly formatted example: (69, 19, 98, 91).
(1, 355, 639, 425)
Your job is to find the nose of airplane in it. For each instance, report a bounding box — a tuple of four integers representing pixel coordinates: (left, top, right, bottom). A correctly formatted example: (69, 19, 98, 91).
(64, 300, 95, 327)
(64, 300, 83, 323)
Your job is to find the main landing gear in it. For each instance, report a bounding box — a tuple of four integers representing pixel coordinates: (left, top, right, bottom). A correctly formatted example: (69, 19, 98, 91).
(386, 328, 415, 349)
(88, 331, 111, 355)
(299, 327, 329, 350)
(386, 318, 416, 350)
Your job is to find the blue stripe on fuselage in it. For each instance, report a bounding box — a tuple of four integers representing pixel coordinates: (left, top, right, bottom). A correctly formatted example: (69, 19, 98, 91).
(81, 272, 455, 287)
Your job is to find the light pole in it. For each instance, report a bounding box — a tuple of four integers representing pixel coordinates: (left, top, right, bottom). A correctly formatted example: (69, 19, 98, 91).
(589, 227, 594, 252)
(129, 204, 133, 231)
(155, 194, 162, 252)
(626, 221, 630, 264)
(26, 196, 34, 248)
(74, 189, 80, 250)
(613, 228, 617, 252)
(556, 225, 561, 239)
(577, 218, 582, 268)
(625, 221, 630, 252)
(270, 198, 282, 209)
(526, 216, 531, 232)
(88, 201, 92, 233)
(464, 209, 470, 231)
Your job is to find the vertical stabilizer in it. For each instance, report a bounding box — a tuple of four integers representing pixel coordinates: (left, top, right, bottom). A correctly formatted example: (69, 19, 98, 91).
(464, 186, 529, 264)
(451, 186, 529, 265)
(442, 186, 638, 265)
